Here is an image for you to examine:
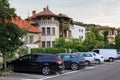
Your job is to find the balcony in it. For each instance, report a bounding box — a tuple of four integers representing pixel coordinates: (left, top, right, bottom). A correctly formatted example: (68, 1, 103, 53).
(107, 35, 116, 38)
(38, 20, 59, 25)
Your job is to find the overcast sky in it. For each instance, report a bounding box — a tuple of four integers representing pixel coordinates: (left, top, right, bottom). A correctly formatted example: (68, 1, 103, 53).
(9, 0, 120, 28)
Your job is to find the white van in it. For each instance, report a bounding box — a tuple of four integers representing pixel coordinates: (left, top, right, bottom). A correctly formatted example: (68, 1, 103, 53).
(93, 49, 118, 62)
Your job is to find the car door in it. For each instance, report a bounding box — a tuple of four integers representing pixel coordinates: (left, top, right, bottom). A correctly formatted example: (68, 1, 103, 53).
(15, 55, 33, 71)
(84, 53, 95, 63)
(61, 54, 71, 68)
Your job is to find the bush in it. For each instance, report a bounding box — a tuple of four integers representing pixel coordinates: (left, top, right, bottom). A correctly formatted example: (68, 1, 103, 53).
(19, 48, 27, 56)
(31, 48, 66, 54)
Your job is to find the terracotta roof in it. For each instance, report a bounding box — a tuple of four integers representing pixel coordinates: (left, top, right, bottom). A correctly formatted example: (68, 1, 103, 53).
(12, 17, 41, 33)
(31, 6, 58, 18)
(96, 26, 112, 30)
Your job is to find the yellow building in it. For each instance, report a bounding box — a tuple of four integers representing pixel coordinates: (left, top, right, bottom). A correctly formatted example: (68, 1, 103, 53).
(96, 26, 117, 44)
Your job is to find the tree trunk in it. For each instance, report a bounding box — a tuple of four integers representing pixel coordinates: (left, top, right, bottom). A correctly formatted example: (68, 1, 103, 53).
(2, 52, 7, 71)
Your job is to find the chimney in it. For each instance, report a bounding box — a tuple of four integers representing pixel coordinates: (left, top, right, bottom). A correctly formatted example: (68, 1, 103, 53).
(47, 5, 49, 10)
(43, 6, 49, 11)
(32, 10, 36, 16)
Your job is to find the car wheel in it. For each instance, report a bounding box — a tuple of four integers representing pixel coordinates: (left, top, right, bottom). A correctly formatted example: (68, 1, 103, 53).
(96, 59, 100, 64)
(109, 58, 114, 62)
(85, 61, 90, 66)
(71, 63, 79, 70)
(42, 66, 51, 75)
(7, 64, 14, 71)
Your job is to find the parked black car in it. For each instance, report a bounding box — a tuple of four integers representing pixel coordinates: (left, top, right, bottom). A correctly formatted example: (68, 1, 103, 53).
(6, 54, 64, 75)
(58, 53, 86, 70)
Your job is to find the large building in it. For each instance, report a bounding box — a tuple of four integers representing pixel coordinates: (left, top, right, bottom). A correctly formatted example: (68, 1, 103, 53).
(28, 6, 85, 48)
(96, 26, 117, 44)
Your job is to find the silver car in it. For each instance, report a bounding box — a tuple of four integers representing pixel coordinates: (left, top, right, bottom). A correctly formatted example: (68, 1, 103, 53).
(75, 52, 96, 66)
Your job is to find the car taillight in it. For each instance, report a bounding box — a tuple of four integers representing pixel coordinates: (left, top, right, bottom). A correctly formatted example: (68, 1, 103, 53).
(56, 61, 62, 64)
(94, 57, 96, 61)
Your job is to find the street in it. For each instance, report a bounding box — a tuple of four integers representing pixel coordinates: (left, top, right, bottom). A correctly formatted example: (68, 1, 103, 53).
(0, 61, 120, 80)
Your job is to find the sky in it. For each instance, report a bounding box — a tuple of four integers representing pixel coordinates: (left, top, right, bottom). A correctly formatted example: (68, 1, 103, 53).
(9, 0, 120, 28)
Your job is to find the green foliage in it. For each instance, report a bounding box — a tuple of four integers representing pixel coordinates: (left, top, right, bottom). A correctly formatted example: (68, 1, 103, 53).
(0, 62, 2, 67)
(54, 38, 66, 48)
(0, 0, 16, 23)
(91, 27, 104, 41)
(115, 34, 120, 49)
(83, 32, 97, 51)
(0, 0, 27, 71)
(103, 29, 109, 43)
(0, 22, 26, 52)
(19, 48, 27, 56)
(31, 48, 66, 54)
(54, 38, 83, 52)
(75, 21, 98, 27)
(6, 52, 16, 61)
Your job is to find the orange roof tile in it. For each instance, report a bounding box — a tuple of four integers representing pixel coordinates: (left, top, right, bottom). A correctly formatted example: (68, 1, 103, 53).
(96, 26, 111, 30)
(12, 17, 41, 33)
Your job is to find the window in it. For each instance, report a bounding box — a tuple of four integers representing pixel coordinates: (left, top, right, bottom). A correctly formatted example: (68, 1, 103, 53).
(29, 35, 34, 44)
(79, 36, 83, 39)
(71, 55, 78, 59)
(84, 53, 92, 57)
(35, 55, 57, 62)
(62, 55, 70, 59)
(47, 27, 50, 35)
(52, 28, 55, 35)
(24, 36, 28, 44)
(42, 28, 45, 35)
(19, 55, 32, 61)
(81, 29, 83, 32)
(47, 41, 50, 47)
(42, 41, 45, 48)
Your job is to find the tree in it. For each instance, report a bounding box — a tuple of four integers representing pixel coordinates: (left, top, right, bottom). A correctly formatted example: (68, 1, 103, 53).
(115, 34, 120, 49)
(54, 38, 66, 48)
(54, 38, 83, 52)
(83, 32, 97, 51)
(65, 38, 83, 51)
(91, 27, 104, 41)
(0, 0, 26, 71)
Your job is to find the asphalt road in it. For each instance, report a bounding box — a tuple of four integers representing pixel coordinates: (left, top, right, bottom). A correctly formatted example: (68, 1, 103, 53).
(0, 61, 120, 80)
(45, 61, 120, 80)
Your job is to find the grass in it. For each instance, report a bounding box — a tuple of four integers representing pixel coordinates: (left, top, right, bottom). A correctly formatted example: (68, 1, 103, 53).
(0, 70, 13, 76)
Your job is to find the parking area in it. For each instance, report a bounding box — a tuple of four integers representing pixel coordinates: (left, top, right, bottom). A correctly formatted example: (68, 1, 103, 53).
(1, 60, 120, 80)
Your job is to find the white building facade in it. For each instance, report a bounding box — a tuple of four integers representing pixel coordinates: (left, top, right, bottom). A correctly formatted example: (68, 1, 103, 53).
(29, 6, 86, 48)
(71, 25, 85, 41)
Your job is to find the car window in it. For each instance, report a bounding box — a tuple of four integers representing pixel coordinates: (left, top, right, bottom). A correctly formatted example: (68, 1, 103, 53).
(71, 55, 78, 59)
(62, 55, 70, 59)
(34, 55, 57, 61)
(78, 53, 84, 57)
(19, 55, 32, 61)
(93, 53, 96, 56)
(84, 53, 92, 57)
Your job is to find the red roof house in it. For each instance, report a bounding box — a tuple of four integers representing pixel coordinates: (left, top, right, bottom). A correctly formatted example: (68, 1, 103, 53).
(12, 17, 41, 33)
